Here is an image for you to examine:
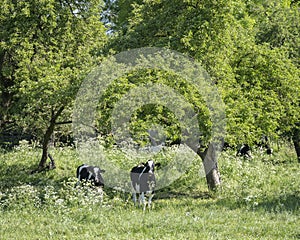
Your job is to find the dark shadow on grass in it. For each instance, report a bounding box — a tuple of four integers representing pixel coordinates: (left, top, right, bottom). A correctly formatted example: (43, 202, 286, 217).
(153, 186, 300, 214)
(155, 189, 212, 200)
(211, 191, 300, 213)
(0, 162, 36, 189)
(256, 192, 300, 213)
(0, 162, 71, 190)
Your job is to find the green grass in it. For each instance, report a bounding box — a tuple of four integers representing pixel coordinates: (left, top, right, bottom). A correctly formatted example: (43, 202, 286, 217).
(0, 143, 299, 239)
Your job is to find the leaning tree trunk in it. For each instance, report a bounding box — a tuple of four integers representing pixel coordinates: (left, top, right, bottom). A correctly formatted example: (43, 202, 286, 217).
(39, 122, 55, 169)
(291, 124, 300, 163)
(294, 141, 300, 163)
(198, 143, 221, 190)
(292, 133, 300, 163)
(38, 107, 64, 170)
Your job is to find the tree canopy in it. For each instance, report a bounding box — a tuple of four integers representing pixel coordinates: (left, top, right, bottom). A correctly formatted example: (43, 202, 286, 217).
(0, 0, 107, 167)
(1, 0, 299, 176)
(104, 0, 299, 148)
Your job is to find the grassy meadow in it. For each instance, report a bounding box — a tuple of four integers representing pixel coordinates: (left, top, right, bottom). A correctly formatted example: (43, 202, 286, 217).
(0, 142, 299, 239)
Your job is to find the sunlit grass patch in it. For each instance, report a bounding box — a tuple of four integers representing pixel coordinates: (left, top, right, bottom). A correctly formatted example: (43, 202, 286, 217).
(0, 144, 299, 239)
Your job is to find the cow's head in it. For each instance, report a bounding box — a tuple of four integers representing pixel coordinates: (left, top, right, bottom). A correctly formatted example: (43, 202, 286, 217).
(144, 159, 161, 174)
(93, 167, 105, 187)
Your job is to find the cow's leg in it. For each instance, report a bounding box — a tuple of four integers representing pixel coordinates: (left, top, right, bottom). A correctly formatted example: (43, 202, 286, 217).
(148, 192, 154, 209)
(131, 182, 138, 205)
(132, 192, 137, 205)
(139, 192, 147, 211)
(138, 192, 143, 206)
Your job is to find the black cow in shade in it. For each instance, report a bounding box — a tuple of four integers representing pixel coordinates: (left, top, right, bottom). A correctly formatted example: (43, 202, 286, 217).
(130, 160, 161, 210)
(236, 144, 252, 158)
(75, 164, 105, 191)
(257, 135, 273, 155)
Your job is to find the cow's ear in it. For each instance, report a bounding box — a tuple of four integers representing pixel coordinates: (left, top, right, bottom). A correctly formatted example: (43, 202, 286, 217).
(100, 169, 106, 173)
(155, 162, 161, 168)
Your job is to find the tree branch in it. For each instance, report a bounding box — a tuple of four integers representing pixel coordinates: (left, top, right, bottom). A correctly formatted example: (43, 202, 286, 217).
(55, 120, 72, 125)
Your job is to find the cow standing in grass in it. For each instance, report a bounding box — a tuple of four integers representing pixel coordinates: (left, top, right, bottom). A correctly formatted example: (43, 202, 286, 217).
(130, 160, 160, 210)
(75, 164, 105, 194)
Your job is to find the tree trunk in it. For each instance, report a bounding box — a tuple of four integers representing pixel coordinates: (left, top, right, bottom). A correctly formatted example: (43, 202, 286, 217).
(38, 107, 64, 169)
(39, 122, 55, 169)
(292, 134, 300, 163)
(198, 143, 221, 190)
(0, 51, 16, 125)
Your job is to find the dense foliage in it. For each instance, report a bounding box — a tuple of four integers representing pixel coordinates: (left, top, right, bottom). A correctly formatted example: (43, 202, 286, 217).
(1, 0, 299, 160)
(105, 0, 300, 147)
(0, 0, 107, 167)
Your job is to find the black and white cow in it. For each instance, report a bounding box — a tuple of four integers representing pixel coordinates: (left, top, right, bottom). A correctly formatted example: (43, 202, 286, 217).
(257, 135, 273, 155)
(130, 160, 161, 210)
(75, 164, 105, 191)
(236, 144, 252, 158)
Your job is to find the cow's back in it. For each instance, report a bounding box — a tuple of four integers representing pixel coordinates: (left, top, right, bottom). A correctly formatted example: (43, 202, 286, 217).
(77, 164, 91, 181)
(130, 166, 142, 189)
